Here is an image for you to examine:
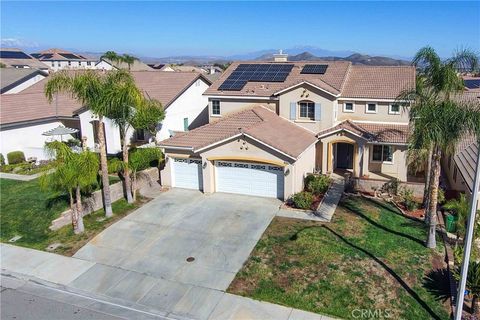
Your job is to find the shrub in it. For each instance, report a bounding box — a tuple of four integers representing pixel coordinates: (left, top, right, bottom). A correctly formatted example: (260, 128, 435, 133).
(437, 188, 445, 205)
(306, 174, 331, 195)
(7, 151, 25, 165)
(0, 153, 4, 166)
(291, 191, 314, 210)
(400, 187, 417, 211)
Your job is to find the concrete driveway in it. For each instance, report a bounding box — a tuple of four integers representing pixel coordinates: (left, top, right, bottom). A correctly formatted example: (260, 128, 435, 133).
(73, 189, 280, 292)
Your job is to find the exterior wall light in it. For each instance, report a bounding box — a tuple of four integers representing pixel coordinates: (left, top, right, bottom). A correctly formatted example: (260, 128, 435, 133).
(202, 161, 207, 169)
(284, 168, 290, 176)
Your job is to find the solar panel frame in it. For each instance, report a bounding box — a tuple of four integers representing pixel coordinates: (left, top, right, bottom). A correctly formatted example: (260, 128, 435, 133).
(464, 79, 480, 90)
(301, 64, 328, 74)
(59, 53, 82, 60)
(0, 51, 32, 59)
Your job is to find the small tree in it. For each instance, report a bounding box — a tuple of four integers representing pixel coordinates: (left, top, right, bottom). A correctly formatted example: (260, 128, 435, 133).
(41, 141, 99, 234)
(455, 261, 480, 316)
(444, 193, 480, 244)
(131, 98, 165, 144)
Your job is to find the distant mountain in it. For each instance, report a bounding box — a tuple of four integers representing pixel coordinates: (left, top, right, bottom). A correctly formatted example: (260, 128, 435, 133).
(255, 51, 410, 66)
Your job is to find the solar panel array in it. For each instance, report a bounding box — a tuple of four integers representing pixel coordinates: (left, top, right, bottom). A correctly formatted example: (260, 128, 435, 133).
(60, 53, 82, 60)
(465, 79, 480, 90)
(0, 51, 32, 60)
(219, 64, 294, 91)
(301, 64, 328, 74)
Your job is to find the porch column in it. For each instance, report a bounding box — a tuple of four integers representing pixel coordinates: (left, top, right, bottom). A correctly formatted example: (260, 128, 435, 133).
(361, 143, 370, 177)
(322, 142, 328, 174)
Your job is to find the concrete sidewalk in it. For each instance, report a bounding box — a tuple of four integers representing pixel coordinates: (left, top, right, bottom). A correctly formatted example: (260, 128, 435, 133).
(1, 244, 335, 320)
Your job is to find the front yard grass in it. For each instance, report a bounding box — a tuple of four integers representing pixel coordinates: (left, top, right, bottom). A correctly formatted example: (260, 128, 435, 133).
(229, 195, 450, 320)
(0, 177, 143, 255)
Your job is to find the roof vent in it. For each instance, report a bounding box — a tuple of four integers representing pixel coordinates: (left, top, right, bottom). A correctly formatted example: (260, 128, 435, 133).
(273, 50, 288, 62)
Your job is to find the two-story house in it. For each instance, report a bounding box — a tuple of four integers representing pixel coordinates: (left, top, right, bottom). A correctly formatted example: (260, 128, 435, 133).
(158, 56, 415, 200)
(31, 48, 98, 71)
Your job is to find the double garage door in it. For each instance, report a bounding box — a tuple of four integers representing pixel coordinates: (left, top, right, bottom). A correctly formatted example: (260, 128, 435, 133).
(172, 158, 284, 199)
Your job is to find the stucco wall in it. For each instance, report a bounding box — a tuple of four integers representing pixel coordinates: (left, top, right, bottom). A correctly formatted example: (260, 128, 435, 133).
(207, 98, 278, 122)
(78, 110, 124, 154)
(278, 84, 336, 133)
(368, 145, 408, 181)
(337, 100, 409, 123)
(290, 143, 316, 195)
(0, 120, 79, 164)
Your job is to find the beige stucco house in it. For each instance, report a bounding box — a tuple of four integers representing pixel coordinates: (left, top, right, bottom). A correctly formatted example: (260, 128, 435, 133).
(158, 57, 416, 200)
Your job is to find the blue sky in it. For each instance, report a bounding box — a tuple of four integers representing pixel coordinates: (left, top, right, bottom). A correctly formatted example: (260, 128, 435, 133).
(1, 1, 479, 58)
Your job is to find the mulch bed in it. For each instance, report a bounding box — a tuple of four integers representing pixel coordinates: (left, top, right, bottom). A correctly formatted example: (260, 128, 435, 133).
(282, 193, 324, 211)
(395, 202, 426, 220)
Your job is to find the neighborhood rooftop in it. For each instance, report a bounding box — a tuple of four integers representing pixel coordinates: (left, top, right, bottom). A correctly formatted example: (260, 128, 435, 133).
(159, 105, 317, 159)
(205, 60, 416, 99)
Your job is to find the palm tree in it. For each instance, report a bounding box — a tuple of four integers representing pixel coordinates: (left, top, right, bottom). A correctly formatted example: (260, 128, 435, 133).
(41, 141, 99, 234)
(121, 54, 139, 71)
(445, 193, 480, 243)
(102, 70, 143, 203)
(45, 70, 135, 217)
(129, 147, 162, 201)
(398, 47, 479, 248)
(101, 51, 122, 67)
(455, 261, 480, 316)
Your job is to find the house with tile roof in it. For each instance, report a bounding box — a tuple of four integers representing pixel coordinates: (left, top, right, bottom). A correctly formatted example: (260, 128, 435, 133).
(31, 48, 98, 71)
(158, 55, 417, 199)
(0, 48, 50, 70)
(0, 71, 211, 163)
(1, 68, 48, 94)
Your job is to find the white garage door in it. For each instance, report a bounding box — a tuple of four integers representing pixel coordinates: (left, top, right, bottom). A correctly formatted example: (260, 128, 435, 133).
(215, 161, 284, 199)
(172, 158, 203, 190)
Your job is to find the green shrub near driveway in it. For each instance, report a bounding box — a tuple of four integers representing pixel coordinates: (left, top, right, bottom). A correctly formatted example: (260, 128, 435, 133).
(305, 174, 331, 195)
(291, 191, 314, 210)
(0, 154, 5, 166)
(7, 151, 26, 165)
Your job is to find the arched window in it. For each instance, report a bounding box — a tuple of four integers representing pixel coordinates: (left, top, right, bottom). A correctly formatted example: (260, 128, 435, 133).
(298, 101, 315, 120)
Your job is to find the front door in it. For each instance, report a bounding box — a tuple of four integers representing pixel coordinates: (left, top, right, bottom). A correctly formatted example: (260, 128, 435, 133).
(336, 143, 354, 169)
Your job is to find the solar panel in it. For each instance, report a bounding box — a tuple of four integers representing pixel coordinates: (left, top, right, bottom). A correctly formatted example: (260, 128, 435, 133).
(0, 51, 32, 59)
(218, 64, 294, 91)
(465, 79, 480, 90)
(59, 53, 81, 60)
(301, 64, 328, 74)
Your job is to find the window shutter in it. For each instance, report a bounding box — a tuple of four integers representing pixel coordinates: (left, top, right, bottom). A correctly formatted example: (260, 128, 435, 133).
(290, 102, 296, 120)
(314, 103, 322, 121)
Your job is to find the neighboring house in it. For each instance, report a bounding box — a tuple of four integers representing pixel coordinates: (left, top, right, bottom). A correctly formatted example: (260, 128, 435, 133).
(0, 83, 81, 163)
(0, 71, 210, 161)
(31, 48, 98, 71)
(158, 55, 416, 200)
(1, 69, 48, 94)
(77, 71, 211, 153)
(0, 48, 50, 70)
(96, 58, 153, 71)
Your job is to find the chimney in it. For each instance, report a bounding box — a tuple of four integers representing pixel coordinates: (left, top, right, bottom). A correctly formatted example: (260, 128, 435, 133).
(273, 49, 288, 62)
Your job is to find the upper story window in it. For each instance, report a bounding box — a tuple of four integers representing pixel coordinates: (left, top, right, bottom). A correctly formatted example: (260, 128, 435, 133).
(136, 129, 145, 141)
(372, 145, 393, 163)
(212, 100, 221, 116)
(87, 61, 91, 66)
(343, 102, 354, 113)
(299, 101, 315, 120)
(68, 61, 71, 66)
(366, 103, 377, 114)
(51, 62, 55, 67)
(389, 104, 401, 115)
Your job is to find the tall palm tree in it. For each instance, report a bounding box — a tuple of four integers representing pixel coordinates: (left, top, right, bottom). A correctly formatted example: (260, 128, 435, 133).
(102, 70, 143, 203)
(398, 47, 479, 248)
(101, 51, 122, 66)
(121, 54, 139, 71)
(41, 141, 99, 234)
(45, 70, 134, 217)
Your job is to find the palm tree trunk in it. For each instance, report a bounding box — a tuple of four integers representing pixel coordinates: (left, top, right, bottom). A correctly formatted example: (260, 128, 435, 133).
(426, 146, 441, 249)
(75, 186, 85, 234)
(69, 190, 78, 231)
(472, 294, 480, 316)
(121, 135, 133, 204)
(423, 145, 433, 214)
(97, 116, 113, 217)
(132, 172, 137, 202)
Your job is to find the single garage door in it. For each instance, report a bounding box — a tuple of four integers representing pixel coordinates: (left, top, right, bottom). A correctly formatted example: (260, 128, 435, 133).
(172, 158, 203, 190)
(215, 160, 284, 199)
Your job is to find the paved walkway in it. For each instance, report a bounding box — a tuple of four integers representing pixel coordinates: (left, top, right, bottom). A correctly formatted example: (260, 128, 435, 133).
(315, 173, 345, 222)
(0, 172, 41, 181)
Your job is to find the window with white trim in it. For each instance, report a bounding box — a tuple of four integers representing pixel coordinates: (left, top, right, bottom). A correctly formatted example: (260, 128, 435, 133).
(212, 100, 220, 115)
(372, 145, 393, 163)
(299, 101, 315, 120)
(343, 102, 354, 113)
(389, 104, 401, 115)
(366, 103, 377, 114)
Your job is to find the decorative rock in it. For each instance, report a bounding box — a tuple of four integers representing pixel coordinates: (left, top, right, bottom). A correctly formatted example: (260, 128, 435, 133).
(46, 242, 62, 251)
(8, 235, 22, 242)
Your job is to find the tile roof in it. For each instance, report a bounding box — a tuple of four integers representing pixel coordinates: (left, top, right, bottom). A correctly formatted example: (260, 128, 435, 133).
(1, 71, 210, 125)
(318, 120, 409, 144)
(0, 48, 49, 69)
(340, 65, 416, 99)
(159, 106, 317, 159)
(454, 140, 479, 193)
(31, 48, 95, 61)
(97, 58, 153, 72)
(204, 61, 415, 100)
(1, 68, 47, 93)
(204, 61, 351, 97)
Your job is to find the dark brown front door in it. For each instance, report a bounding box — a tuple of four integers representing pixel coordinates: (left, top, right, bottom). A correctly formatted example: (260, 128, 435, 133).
(336, 143, 354, 169)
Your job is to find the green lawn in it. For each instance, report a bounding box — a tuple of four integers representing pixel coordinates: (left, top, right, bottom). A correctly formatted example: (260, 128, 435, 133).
(229, 196, 450, 320)
(0, 176, 138, 255)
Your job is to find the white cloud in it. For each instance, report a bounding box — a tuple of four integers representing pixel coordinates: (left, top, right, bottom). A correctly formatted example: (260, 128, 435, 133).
(1, 38, 39, 48)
